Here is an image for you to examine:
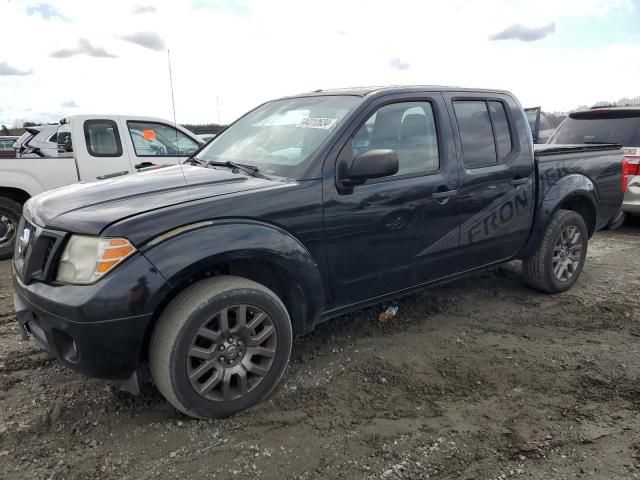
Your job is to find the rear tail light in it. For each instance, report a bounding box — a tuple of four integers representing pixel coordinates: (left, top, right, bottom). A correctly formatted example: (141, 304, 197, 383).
(623, 156, 640, 192)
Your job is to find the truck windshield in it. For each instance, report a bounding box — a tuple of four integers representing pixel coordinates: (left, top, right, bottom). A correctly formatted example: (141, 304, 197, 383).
(195, 95, 361, 177)
(549, 111, 640, 146)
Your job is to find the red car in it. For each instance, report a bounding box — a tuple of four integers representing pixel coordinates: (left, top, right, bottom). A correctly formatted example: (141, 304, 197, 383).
(0, 136, 19, 158)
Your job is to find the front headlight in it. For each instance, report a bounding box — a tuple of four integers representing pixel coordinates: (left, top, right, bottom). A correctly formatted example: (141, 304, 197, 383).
(56, 235, 136, 285)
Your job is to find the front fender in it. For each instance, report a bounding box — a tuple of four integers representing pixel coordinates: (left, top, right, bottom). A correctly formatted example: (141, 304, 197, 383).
(521, 174, 597, 258)
(141, 220, 325, 330)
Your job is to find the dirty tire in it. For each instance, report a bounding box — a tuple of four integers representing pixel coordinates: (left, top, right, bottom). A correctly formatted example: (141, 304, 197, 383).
(0, 197, 22, 260)
(523, 209, 588, 294)
(149, 276, 292, 419)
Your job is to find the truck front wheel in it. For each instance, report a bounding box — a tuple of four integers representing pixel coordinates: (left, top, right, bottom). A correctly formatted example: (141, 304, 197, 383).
(149, 276, 293, 418)
(523, 209, 588, 294)
(0, 197, 22, 260)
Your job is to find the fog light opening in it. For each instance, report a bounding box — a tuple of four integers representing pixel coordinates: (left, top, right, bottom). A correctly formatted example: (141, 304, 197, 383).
(52, 329, 80, 363)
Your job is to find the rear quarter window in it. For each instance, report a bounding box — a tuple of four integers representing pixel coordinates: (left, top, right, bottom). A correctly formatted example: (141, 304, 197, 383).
(84, 120, 123, 157)
(488, 101, 513, 161)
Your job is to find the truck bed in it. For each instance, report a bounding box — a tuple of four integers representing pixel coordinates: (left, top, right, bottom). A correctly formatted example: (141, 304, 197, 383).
(0, 157, 79, 194)
(533, 143, 624, 230)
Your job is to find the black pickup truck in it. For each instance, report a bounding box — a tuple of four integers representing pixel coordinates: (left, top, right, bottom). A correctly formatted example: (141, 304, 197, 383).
(12, 86, 623, 418)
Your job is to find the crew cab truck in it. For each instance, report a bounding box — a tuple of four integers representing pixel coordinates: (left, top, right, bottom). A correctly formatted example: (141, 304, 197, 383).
(0, 115, 203, 259)
(12, 87, 624, 418)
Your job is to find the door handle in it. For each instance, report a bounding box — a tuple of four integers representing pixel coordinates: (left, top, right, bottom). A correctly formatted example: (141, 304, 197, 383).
(511, 178, 529, 187)
(135, 162, 156, 169)
(432, 189, 458, 200)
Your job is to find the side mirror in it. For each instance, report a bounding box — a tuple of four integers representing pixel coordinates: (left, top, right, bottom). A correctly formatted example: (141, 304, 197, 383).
(348, 149, 399, 183)
(58, 136, 73, 154)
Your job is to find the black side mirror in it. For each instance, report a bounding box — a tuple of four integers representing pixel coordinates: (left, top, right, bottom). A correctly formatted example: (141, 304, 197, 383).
(58, 136, 73, 154)
(348, 149, 399, 183)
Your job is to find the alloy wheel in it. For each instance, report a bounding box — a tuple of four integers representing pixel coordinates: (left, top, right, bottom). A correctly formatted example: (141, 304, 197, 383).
(186, 304, 277, 401)
(552, 225, 583, 282)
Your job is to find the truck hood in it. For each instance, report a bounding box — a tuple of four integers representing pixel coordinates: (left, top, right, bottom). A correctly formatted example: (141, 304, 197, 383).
(24, 165, 277, 235)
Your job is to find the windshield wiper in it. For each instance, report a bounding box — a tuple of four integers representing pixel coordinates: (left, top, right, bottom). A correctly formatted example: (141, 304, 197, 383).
(583, 141, 621, 145)
(207, 160, 260, 177)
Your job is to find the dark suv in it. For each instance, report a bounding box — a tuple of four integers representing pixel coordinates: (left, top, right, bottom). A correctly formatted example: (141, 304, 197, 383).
(548, 106, 640, 217)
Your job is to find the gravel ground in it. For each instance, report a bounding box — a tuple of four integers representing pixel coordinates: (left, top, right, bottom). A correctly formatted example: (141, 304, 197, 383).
(0, 219, 639, 480)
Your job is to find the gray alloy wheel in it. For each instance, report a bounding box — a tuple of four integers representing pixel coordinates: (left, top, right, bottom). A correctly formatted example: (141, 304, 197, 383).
(523, 209, 588, 294)
(150, 276, 292, 418)
(186, 304, 277, 402)
(552, 225, 583, 282)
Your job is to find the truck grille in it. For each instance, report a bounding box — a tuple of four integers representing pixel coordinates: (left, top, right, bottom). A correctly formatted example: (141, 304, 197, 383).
(14, 217, 67, 284)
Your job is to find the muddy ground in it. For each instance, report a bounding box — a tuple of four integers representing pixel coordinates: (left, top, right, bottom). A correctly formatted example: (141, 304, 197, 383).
(1, 220, 639, 480)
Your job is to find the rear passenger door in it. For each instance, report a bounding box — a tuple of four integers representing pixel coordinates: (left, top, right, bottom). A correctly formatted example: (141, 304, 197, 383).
(443, 92, 534, 270)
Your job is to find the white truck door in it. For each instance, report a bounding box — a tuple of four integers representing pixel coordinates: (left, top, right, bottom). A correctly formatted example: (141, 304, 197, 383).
(74, 119, 136, 181)
(121, 120, 200, 170)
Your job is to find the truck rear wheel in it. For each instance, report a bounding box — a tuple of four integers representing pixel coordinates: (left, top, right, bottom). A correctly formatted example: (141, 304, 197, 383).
(0, 197, 22, 260)
(149, 276, 292, 418)
(523, 209, 588, 294)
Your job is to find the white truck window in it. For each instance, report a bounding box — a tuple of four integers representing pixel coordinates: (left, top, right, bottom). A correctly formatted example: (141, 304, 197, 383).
(83, 120, 122, 157)
(127, 122, 199, 157)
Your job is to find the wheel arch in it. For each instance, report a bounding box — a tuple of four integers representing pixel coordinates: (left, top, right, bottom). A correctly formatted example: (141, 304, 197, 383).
(139, 221, 326, 357)
(521, 174, 597, 258)
(0, 187, 31, 205)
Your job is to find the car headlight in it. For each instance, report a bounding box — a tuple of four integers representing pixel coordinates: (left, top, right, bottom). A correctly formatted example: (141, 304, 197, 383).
(56, 235, 136, 285)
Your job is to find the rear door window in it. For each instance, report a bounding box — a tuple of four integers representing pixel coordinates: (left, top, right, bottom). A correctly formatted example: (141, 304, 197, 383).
(549, 113, 640, 146)
(453, 101, 497, 168)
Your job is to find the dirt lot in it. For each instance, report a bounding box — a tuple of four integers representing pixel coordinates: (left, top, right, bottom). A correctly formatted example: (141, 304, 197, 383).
(1, 221, 639, 480)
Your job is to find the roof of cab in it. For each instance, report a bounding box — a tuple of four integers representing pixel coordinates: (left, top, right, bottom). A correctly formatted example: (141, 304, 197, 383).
(294, 85, 513, 98)
(58, 114, 182, 124)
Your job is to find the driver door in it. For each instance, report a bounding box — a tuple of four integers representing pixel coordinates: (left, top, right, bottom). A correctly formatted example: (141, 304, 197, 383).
(322, 93, 463, 308)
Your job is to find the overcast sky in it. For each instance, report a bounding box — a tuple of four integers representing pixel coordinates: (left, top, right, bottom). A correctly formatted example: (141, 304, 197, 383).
(1, 0, 639, 126)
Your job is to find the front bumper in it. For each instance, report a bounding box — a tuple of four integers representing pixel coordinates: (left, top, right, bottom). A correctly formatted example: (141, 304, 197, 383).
(12, 252, 171, 379)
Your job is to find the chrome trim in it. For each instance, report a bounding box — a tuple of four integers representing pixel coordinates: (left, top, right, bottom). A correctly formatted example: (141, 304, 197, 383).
(145, 221, 214, 248)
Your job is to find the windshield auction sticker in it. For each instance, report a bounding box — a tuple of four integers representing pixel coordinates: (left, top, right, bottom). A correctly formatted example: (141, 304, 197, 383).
(297, 117, 337, 129)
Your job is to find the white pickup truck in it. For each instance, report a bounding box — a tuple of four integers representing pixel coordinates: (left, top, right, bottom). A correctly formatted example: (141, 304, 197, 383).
(0, 114, 203, 258)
